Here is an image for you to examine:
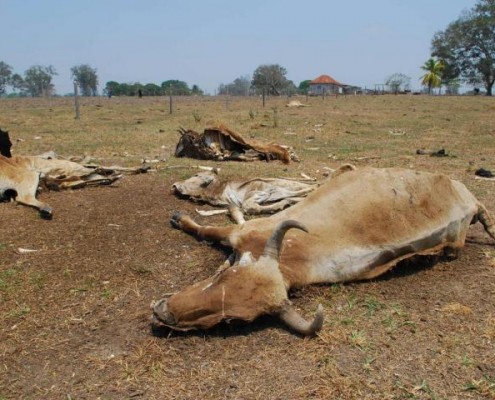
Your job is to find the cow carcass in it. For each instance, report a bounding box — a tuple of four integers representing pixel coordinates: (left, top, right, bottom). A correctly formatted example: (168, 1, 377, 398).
(152, 167, 495, 336)
(0, 129, 147, 219)
(172, 169, 317, 224)
(175, 125, 299, 163)
(285, 100, 308, 108)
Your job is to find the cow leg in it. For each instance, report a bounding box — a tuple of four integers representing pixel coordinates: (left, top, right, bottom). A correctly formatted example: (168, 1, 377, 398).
(228, 205, 246, 224)
(61, 174, 121, 189)
(287, 187, 315, 197)
(15, 172, 53, 219)
(171, 212, 235, 246)
(243, 198, 305, 215)
(478, 204, 495, 240)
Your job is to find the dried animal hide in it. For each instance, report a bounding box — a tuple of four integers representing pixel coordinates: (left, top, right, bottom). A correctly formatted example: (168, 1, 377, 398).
(1, 128, 150, 191)
(175, 125, 298, 163)
(38, 160, 150, 190)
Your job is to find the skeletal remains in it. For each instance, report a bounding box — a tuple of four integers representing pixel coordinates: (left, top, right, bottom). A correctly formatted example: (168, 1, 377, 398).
(152, 166, 495, 336)
(175, 125, 299, 163)
(172, 168, 318, 224)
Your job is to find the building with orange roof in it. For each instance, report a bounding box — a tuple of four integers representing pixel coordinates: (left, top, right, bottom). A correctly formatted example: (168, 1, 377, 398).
(308, 74, 342, 95)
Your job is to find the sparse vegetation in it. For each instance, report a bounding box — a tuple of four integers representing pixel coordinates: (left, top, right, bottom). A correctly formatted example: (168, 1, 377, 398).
(192, 109, 201, 123)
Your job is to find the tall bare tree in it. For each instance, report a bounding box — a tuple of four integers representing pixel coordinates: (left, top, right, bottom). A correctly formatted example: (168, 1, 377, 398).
(385, 73, 411, 94)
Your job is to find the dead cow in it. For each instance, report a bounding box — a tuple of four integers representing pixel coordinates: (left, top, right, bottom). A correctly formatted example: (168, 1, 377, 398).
(152, 167, 495, 336)
(172, 169, 316, 224)
(0, 129, 141, 219)
(285, 100, 308, 108)
(175, 125, 298, 163)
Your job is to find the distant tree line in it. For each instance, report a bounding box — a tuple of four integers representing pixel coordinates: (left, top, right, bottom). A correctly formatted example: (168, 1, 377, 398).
(103, 80, 203, 97)
(5, 0, 493, 101)
(0, 62, 205, 98)
(0, 60, 316, 99)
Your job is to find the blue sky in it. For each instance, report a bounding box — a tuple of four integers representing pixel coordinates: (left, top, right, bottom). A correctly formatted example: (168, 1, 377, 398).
(1, 0, 475, 95)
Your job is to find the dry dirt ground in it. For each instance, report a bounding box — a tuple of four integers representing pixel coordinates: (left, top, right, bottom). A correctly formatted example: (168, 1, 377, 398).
(1, 96, 494, 399)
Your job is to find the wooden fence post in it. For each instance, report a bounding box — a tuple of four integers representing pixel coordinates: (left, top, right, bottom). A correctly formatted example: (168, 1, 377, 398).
(74, 81, 80, 120)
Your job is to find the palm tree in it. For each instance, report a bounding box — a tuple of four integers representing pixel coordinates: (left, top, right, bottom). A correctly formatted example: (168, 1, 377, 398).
(420, 58, 445, 94)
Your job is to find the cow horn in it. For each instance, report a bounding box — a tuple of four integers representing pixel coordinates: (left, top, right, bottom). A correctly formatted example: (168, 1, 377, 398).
(262, 220, 308, 260)
(277, 303, 324, 336)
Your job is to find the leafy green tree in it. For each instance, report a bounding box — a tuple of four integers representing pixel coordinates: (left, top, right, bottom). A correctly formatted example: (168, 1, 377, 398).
(0, 61, 13, 95)
(103, 81, 143, 96)
(420, 58, 444, 94)
(431, 0, 495, 95)
(129, 83, 142, 96)
(71, 64, 98, 96)
(119, 83, 132, 96)
(23, 65, 57, 97)
(161, 80, 190, 95)
(251, 64, 290, 95)
(385, 73, 411, 93)
(218, 76, 251, 96)
(143, 83, 162, 96)
(104, 81, 120, 96)
(298, 80, 311, 94)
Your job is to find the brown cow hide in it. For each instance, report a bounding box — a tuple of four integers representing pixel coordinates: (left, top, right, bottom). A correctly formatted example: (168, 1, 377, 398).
(175, 125, 298, 164)
(0, 129, 151, 218)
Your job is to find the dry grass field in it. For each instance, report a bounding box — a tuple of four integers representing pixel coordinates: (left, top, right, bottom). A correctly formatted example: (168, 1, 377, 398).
(0, 94, 494, 399)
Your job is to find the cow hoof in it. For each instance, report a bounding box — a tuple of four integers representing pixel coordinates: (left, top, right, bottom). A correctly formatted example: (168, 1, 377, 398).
(170, 211, 183, 229)
(39, 207, 53, 220)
